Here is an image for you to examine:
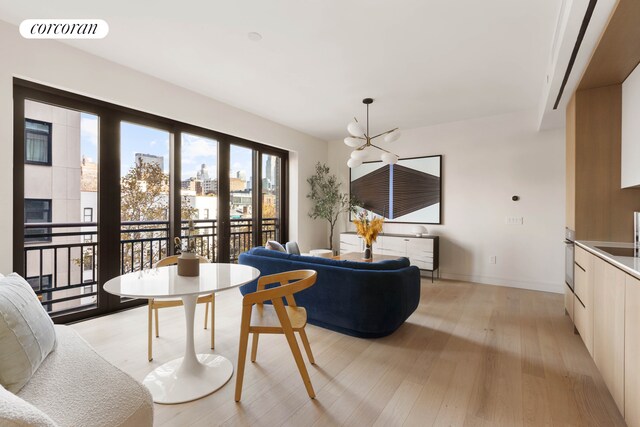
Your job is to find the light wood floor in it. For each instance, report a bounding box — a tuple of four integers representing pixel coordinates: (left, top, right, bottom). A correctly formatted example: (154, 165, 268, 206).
(71, 279, 626, 427)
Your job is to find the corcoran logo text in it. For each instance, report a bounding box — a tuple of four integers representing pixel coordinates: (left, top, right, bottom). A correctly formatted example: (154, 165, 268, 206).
(19, 19, 109, 39)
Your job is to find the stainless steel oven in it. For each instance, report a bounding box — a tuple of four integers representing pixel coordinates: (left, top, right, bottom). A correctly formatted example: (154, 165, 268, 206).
(565, 228, 576, 290)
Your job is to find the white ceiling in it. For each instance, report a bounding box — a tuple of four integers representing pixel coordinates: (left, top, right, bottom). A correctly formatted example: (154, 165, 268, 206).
(0, 0, 561, 141)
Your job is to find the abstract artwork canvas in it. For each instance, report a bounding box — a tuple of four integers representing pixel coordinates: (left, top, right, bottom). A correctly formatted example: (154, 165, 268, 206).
(350, 155, 442, 224)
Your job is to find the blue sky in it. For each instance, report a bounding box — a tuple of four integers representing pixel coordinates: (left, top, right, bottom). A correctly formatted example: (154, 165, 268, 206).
(80, 112, 98, 162)
(182, 132, 217, 180)
(230, 145, 252, 181)
(120, 121, 170, 176)
(80, 114, 252, 181)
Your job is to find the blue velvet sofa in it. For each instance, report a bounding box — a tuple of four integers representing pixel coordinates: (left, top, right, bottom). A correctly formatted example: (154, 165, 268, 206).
(238, 247, 421, 338)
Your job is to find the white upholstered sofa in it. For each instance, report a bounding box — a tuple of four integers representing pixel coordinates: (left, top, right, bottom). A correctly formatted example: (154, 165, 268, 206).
(0, 274, 153, 427)
(14, 326, 153, 427)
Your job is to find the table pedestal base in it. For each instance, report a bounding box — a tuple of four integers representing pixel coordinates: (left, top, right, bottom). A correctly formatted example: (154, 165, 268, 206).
(143, 353, 233, 404)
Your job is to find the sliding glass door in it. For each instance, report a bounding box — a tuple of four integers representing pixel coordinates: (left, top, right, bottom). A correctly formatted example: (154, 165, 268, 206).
(13, 79, 288, 323)
(180, 132, 218, 261)
(261, 153, 283, 244)
(119, 122, 171, 275)
(223, 145, 287, 261)
(20, 99, 101, 318)
(228, 144, 254, 262)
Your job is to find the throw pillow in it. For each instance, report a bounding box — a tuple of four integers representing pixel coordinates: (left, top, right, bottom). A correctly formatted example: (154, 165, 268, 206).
(0, 274, 56, 393)
(285, 241, 301, 255)
(265, 241, 286, 252)
(0, 384, 58, 427)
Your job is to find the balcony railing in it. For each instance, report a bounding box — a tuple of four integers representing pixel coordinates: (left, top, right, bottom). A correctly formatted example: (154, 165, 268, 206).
(228, 217, 279, 262)
(23, 222, 98, 317)
(120, 220, 171, 274)
(23, 218, 278, 316)
(261, 217, 278, 246)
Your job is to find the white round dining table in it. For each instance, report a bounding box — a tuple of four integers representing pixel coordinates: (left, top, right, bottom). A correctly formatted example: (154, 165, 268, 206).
(103, 263, 260, 404)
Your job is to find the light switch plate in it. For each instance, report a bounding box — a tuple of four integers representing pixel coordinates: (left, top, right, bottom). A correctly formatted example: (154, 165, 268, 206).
(505, 216, 524, 225)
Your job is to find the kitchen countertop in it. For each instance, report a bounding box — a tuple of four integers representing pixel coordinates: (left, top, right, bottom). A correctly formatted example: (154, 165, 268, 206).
(576, 240, 640, 280)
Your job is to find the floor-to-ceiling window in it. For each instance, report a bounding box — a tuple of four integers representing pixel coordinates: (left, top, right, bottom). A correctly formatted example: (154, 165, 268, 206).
(261, 153, 282, 244)
(19, 97, 100, 319)
(13, 79, 288, 323)
(119, 122, 171, 274)
(229, 144, 254, 262)
(180, 132, 218, 261)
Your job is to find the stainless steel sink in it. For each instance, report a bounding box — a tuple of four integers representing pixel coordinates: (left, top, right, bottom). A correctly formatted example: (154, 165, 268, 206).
(595, 246, 638, 257)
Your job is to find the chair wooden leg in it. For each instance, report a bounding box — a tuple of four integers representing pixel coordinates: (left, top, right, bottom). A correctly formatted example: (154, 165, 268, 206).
(147, 301, 153, 362)
(273, 300, 315, 399)
(234, 305, 252, 402)
(298, 329, 315, 365)
(154, 308, 159, 338)
(210, 295, 215, 350)
(204, 301, 209, 329)
(251, 333, 259, 362)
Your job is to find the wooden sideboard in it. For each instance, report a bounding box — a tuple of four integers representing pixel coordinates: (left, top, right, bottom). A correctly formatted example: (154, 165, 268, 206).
(339, 232, 439, 281)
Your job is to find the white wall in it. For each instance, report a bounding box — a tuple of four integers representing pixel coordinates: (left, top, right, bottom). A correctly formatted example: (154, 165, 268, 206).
(0, 19, 328, 273)
(622, 64, 640, 188)
(328, 110, 566, 293)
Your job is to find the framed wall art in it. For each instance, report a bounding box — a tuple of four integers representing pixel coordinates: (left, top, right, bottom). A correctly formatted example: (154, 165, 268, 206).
(350, 155, 442, 224)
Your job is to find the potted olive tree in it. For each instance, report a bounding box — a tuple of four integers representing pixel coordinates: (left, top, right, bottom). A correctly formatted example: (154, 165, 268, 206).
(306, 162, 358, 252)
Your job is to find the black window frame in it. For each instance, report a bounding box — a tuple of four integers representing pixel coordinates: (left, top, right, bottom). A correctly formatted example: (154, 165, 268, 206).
(24, 198, 52, 243)
(24, 118, 52, 166)
(14, 78, 289, 324)
(83, 207, 93, 222)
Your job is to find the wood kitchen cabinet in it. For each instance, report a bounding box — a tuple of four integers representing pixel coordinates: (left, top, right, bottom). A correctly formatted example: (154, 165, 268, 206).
(593, 256, 626, 415)
(565, 0, 640, 241)
(566, 86, 640, 242)
(573, 246, 593, 355)
(625, 274, 640, 427)
(573, 245, 640, 424)
(564, 283, 574, 320)
(622, 65, 640, 188)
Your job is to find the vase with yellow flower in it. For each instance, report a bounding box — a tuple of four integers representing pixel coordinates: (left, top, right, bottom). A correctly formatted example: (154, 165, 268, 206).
(174, 219, 199, 276)
(353, 210, 384, 260)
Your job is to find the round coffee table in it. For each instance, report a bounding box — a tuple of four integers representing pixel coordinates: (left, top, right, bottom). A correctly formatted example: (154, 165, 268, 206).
(104, 263, 260, 404)
(309, 249, 333, 258)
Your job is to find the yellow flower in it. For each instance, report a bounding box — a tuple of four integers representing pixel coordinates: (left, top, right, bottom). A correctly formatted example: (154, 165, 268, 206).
(353, 212, 384, 246)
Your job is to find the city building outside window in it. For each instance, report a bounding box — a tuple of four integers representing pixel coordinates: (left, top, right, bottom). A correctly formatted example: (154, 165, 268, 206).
(25, 119, 52, 165)
(24, 198, 52, 243)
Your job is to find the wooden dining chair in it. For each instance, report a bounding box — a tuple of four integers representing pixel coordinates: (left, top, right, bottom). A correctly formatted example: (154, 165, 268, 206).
(148, 254, 212, 361)
(235, 270, 317, 402)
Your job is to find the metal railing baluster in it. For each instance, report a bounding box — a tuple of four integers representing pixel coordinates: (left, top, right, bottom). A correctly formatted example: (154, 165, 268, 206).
(23, 219, 279, 316)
